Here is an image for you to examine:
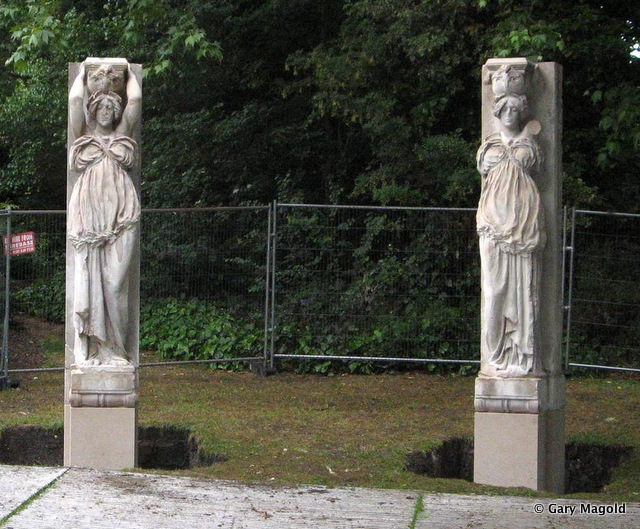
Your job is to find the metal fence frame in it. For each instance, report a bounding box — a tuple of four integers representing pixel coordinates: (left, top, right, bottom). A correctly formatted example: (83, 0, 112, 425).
(563, 208, 640, 374)
(1, 209, 10, 387)
(2, 204, 640, 376)
(268, 203, 481, 369)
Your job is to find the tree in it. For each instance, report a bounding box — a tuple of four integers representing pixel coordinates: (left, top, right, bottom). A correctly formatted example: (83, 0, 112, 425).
(0, 0, 221, 208)
(284, 0, 485, 206)
(484, 0, 640, 210)
(0, 0, 638, 211)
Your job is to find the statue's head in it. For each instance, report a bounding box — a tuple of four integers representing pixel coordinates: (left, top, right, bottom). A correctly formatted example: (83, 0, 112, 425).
(489, 64, 530, 130)
(88, 91, 123, 129)
(493, 93, 528, 125)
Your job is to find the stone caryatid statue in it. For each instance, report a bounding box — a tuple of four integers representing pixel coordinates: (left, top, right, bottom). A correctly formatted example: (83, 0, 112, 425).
(474, 58, 564, 494)
(476, 64, 546, 377)
(67, 59, 141, 367)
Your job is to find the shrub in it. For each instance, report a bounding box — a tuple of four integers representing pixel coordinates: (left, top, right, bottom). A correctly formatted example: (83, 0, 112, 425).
(140, 298, 263, 368)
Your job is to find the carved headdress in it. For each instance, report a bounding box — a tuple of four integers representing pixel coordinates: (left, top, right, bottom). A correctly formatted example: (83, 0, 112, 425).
(489, 64, 531, 119)
(490, 65, 530, 98)
(85, 63, 126, 124)
(87, 64, 125, 95)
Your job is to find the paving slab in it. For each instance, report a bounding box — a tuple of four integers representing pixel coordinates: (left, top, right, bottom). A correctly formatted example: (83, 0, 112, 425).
(2, 467, 417, 528)
(1, 465, 639, 529)
(0, 466, 66, 520)
(416, 493, 640, 529)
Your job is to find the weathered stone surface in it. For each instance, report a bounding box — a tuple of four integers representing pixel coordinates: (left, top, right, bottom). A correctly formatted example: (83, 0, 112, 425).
(64, 58, 141, 470)
(416, 493, 640, 529)
(0, 466, 66, 520)
(474, 374, 566, 413)
(69, 365, 137, 407)
(3, 466, 639, 529)
(66, 58, 141, 369)
(4, 468, 417, 529)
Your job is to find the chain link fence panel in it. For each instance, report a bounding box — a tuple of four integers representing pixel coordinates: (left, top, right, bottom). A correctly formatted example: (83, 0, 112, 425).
(566, 210, 640, 372)
(6, 208, 271, 371)
(1, 210, 9, 383)
(270, 205, 481, 371)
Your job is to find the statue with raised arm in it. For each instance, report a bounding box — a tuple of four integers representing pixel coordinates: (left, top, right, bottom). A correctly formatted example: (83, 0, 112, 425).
(476, 64, 546, 377)
(67, 60, 141, 366)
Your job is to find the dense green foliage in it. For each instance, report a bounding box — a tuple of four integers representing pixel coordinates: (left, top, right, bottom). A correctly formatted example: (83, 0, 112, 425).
(2, 1, 639, 371)
(0, 0, 638, 211)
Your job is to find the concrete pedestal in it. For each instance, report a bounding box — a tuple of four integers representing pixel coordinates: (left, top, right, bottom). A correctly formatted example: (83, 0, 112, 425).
(474, 375, 565, 492)
(474, 409, 565, 492)
(64, 406, 137, 469)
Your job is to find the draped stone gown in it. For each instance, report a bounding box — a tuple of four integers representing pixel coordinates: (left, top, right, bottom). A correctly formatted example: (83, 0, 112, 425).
(476, 132, 545, 376)
(68, 133, 140, 364)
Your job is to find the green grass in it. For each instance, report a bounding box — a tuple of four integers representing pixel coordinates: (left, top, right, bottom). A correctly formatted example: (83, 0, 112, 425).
(39, 334, 65, 369)
(1, 343, 639, 502)
(409, 493, 424, 529)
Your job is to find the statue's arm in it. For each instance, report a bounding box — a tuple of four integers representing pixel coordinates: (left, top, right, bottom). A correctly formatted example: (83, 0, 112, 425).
(117, 65, 141, 136)
(69, 62, 86, 139)
(476, 139, 491, 177)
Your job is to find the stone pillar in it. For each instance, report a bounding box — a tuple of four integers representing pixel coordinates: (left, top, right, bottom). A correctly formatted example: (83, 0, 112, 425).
(64, 58, 142, 470)
(473, 58, 565, 492)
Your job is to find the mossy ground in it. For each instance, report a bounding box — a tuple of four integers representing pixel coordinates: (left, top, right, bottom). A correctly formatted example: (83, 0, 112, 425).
(1, 319, 639, 502)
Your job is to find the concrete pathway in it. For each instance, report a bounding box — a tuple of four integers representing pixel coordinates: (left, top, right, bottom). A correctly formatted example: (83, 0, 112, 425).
(1, 465, 638, 528)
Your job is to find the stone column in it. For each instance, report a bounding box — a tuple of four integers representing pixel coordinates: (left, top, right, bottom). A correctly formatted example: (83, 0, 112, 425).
(473, 58, 565, 492)
(64, 58, 142, 470)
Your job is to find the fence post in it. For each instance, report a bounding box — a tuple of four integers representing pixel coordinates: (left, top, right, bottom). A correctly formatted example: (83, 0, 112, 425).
(1, 208, 11, 389)
(262, 203, 273, 372)
(269, 200, 278, 371)
(563, 207, 577, 371)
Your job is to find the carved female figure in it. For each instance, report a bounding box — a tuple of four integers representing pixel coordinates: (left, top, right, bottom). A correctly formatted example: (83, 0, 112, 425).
(476, 71, 545, 377)
(68, 62, 141, 366)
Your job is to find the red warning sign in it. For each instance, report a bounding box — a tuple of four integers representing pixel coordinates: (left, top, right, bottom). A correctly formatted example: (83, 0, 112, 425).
(3, 231, 36, 256)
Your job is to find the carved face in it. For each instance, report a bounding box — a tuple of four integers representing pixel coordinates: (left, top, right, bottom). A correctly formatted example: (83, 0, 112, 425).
(95, 99, 116, 129)
(499, 98, 523, 131)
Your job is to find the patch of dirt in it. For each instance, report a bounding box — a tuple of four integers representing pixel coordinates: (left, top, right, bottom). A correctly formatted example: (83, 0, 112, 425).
(565, 442, 634, 493)
(0, 424, 225, 469)
(7, 314, 63, 370)
(405, 438, 473, 481)
(405, 438, 634, 493)
(0, 425, 63, 466)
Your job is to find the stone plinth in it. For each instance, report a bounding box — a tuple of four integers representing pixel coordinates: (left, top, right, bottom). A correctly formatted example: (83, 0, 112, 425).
(64, 406, 137, 470)
(69, 365, 138, 408)
(475, 375, 565, 414)
(474, 409, 565, 492)
(474, 375, 566, 492)
(64, 364, 138, 468)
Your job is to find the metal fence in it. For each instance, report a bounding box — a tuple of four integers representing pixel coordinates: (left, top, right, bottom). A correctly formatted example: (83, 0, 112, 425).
(1, 210, 9, 387)
(1, 205, 639, 375)
(269, 204, 480, 371)
(564, 210, 640, 373)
